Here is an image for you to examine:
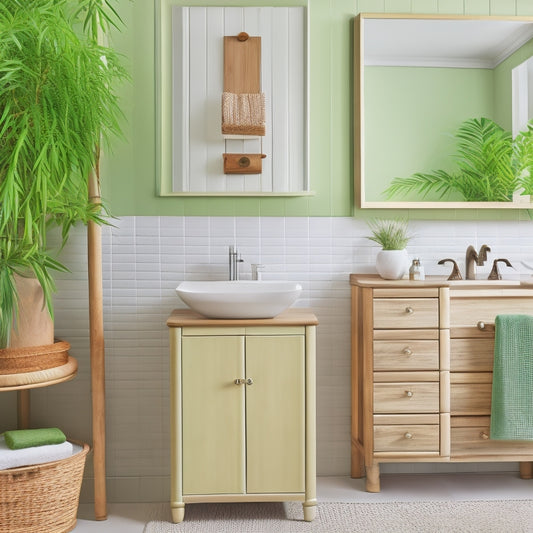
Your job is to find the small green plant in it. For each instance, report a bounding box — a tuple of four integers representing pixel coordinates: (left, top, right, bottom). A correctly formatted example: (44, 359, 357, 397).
(384, 117, 533, 202)
(366, 219, 410, 250)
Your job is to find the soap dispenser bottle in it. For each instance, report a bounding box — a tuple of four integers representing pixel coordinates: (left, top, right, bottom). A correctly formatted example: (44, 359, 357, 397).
(409, 258, 425, 281)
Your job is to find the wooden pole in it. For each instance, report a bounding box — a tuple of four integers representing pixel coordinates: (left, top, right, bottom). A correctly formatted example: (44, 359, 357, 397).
(88, 166, 107, 520)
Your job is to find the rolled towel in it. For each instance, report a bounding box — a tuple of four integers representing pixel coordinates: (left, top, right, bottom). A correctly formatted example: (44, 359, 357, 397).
(0, 435, 73, 470)
(3, 427, 66, 450)
(222, 92, 266, 136)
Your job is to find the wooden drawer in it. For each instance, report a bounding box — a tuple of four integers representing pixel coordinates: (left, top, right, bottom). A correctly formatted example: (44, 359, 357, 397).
(374, 382, 440, 414)
(374, 339, 439, 371)
(451, 417, 533, 457)
(373, 298, 439, 329)
(450, 296, 533, 329)
(450, 380, 492, 416)
(450, 338, 494, 372)
(374, 423, 440, 452)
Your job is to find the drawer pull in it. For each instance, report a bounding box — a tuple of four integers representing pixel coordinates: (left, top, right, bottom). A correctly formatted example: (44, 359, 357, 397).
(404, 432, 413, 439)
(480, 431, 489, 440)
(405, 306, 414, 314)
(405, 390, 414, 398)
(402, 347, 413, 356)
(477, 321, 486, 330)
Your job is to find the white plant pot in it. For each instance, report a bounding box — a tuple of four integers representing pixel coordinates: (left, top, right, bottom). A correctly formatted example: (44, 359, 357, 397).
(375, 249, 409, 280)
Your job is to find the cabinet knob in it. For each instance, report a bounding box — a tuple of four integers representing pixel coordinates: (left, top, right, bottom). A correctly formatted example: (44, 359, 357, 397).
(477, 321, 486, 331)
(234, 378, 254, 386)
(402, 347, 413, 356)
(480, 431, 489, 440)
(405, 306, 414, 314)
(404, 432, 413, 439)
(405, 390, 413, 398)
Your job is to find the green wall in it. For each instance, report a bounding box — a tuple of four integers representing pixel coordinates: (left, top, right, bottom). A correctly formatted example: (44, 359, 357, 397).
(102, 0, 533, 219)
(365, 66, 494, 202)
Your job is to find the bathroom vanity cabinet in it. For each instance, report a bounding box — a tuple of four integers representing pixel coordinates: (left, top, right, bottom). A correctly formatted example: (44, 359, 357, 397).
(167, 309, 318, 523)
(350, 275, 533, 492)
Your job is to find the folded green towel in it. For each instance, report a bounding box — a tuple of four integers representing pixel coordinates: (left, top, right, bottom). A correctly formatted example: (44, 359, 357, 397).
(490, 314, 533, 440)
(3, 428, 66, 450)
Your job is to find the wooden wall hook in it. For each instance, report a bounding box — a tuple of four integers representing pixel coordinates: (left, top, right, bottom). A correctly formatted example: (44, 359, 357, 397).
(237, 32, 249, 41)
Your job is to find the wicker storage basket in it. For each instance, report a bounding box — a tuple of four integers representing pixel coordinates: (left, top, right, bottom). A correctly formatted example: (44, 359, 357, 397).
(0, 441, 89, 533)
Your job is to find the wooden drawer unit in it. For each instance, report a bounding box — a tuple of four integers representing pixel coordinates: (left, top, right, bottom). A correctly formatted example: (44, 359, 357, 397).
(373, 297, 439, 329)
(351, 276, 533, 493)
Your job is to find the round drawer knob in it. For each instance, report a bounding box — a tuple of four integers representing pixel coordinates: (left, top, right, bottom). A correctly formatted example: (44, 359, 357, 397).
(480, 431, 489, 440)
(405, 306, 414, 314)
(477, 321, 486, 331)
(404, 432, 413, 439)
(402, 347, 413, 356)
(245, 378, 254, 386)
(405, 390, 413, 398)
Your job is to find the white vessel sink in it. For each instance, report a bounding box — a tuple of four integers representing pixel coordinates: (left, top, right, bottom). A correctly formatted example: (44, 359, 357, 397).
(176, 280, 303, 319)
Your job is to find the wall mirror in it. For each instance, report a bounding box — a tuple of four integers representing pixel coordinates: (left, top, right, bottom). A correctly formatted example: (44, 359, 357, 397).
(156, 2, 310, 196)
(355, 14, 533, 209)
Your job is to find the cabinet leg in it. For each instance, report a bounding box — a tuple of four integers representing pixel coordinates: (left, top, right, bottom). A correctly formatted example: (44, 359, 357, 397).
(519, 462, 533, 479)
(171, 503, 185, 523)
(351, 442, 364, 478)
(303, 501, 317, 522)
(365, 463, 380, 493)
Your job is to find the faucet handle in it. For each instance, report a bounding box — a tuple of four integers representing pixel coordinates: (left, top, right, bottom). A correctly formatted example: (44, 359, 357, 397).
(438, 258, 463, 280)
(488, 258, 513, 280)
(251, 264, 265, 281)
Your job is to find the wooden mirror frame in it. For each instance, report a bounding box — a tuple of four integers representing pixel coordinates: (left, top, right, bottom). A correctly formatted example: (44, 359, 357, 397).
(354, 13, 533, 209)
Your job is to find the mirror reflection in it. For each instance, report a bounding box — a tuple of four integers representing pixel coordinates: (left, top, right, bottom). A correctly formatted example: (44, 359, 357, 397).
(355, 14, 533, 208)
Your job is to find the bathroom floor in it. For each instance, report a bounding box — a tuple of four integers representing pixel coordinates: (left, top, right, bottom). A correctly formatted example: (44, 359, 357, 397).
(73, 473, 533, 532)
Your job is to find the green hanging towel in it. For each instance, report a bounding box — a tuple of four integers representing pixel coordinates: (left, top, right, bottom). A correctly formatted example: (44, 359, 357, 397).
(490, 314, 533, 440)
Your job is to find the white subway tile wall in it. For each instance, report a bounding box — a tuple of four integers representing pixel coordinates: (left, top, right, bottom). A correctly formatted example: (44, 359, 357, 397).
(4, 216, 532, 503)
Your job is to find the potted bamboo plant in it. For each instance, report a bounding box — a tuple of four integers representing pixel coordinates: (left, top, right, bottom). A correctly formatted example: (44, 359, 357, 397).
(366, 219, 411, 280)
(0, 0, 127, 349)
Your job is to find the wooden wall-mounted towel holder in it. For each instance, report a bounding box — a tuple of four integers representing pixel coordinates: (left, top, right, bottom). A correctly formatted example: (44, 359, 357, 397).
(223, 153, 266, 175)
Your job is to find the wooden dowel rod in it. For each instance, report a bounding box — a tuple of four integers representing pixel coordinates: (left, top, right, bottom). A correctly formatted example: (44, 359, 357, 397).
(17, 390, 30, 429)
(88, 167, 107, 521)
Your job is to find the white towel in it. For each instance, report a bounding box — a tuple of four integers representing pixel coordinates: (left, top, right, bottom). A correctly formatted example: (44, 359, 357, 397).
(0, 435, 74, 470)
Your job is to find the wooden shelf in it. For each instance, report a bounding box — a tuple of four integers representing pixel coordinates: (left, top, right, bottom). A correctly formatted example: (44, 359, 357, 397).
(0, 356, 78, 391)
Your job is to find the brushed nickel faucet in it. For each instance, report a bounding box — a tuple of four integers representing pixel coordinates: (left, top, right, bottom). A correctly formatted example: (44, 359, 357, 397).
(229, 245, 244, 280)
(465, 244, 491, 280)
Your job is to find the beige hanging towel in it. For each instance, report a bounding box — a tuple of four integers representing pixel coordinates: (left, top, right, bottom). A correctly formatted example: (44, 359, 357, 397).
(222, 92, 265, 136)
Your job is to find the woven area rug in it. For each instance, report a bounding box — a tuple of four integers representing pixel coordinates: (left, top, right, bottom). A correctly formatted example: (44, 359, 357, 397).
(144, 500, 533, 533)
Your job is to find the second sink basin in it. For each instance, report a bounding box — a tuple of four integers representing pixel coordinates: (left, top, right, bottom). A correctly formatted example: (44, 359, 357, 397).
(176, 280, 302, 319)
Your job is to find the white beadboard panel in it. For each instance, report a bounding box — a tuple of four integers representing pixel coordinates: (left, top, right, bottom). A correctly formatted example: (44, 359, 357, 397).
(169, 6, 308, 194)
(4, 217, 533, 503)
(171, 7, 189, 192)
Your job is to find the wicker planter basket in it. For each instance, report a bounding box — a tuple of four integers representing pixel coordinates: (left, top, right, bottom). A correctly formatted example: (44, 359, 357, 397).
(0, 441, 90, 533)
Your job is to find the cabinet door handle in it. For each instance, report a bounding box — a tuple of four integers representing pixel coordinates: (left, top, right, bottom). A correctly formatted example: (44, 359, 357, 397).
(480, 431, 489, 440)
(402, 347, 413, 356)
(404, 432, 413, 439)
(405, 306, 414, 314)
(405, 390, 413, 398)
(234, 378, 254, 386)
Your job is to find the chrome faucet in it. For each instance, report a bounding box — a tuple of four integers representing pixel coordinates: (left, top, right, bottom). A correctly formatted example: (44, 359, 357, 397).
(229, 246, 244, 280)
(465, 244, 491, 280)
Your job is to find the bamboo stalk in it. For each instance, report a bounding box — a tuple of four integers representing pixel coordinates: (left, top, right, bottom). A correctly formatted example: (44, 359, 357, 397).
(88, 166, 107, 520)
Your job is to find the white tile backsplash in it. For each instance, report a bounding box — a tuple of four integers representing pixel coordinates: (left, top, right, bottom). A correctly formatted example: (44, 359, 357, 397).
(3, 215, 531, 503)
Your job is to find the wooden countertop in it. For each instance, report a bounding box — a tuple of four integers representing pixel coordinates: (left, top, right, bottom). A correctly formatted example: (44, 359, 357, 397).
(167, 308, 318, 327)
(350, 273, 533, 289)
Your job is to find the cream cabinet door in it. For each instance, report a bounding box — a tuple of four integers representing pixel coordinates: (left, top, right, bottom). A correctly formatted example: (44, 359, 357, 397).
(182, 336, 245, 495)
(245, 335, 305, 494)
